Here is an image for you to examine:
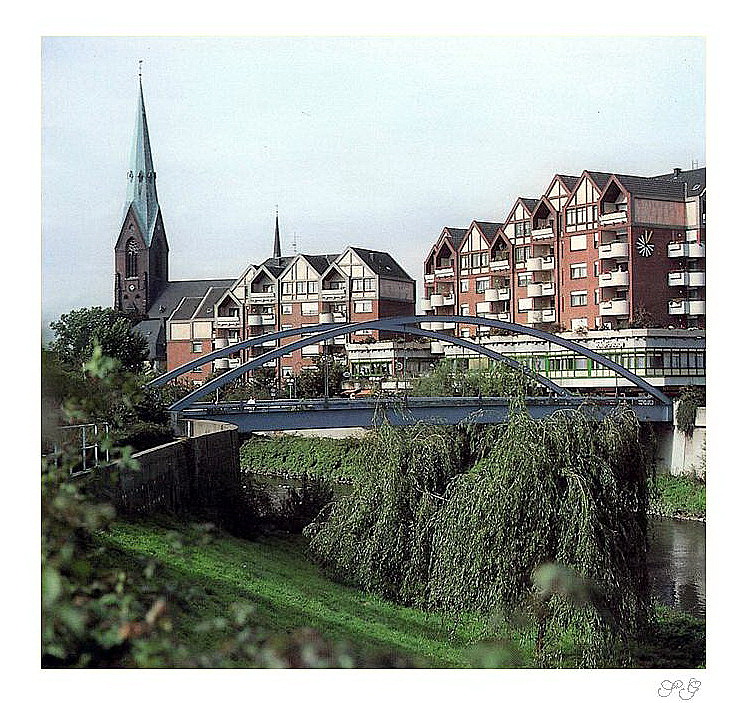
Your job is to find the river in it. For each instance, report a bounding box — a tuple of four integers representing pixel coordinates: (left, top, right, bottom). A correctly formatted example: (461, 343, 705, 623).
(249, 474, 706, 619)
(647, 516, 706, 618)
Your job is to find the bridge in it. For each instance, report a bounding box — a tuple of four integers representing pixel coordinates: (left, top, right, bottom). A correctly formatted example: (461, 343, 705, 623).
(147, 315, 673, 432)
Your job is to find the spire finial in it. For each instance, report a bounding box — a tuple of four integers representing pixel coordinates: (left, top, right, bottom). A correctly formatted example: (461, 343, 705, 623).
(273, 206, 282, 259)
(138, 59, 143, 84)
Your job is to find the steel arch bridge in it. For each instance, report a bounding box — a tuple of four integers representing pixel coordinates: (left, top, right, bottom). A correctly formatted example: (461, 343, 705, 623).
(147, 315, 673, 431)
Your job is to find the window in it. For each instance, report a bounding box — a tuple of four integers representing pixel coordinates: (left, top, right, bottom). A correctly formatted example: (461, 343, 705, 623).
(125, 238, 139, 278)
(192, 342, 202, 353)
(517, 273, 532, 287)
(282, 282, 293, 295)
(281, 303, 292, 314)
(566, 209, 576, 226)
(570, 234, 587, 251)
(301, 302, 318, 316)
(364, 278, 376, 291)
(514, 222, 524, 237)
(515, 245, 530, 263)
(594, 261, 600, 276)
(570, 263, 587, 279)
(571, 291, 587, 307)
(352, 278, 364, 292)
(460, 279, 469, 293)
(480, 252, 489, 266)
(461, 254, 470, 269)
(307, 281, 318, 294)
(262, 283, 274, 293)
(471, 253, 480, 268)
(476, 278, 488, 293)
(354, 301, 372, 313)
(296, 281, 306, 295)
(594, 290, 600, 304)
(460, 304, 469, 316)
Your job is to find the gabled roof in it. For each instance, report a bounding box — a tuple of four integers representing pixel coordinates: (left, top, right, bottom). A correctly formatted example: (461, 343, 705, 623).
(146, 278, 235, 319)
(303, 254, 339, 275)
(555, 174, 580, 191)
(350, 247, 414, 281)
(132, 318, 166, 360)
(194, 286, 231, 318)
(259, 256, 295, 278)
(442, 227, 469, 250)
(169, 297, 203, 322)
(471, 221, 504, 243)
(583, 171, 614, 190)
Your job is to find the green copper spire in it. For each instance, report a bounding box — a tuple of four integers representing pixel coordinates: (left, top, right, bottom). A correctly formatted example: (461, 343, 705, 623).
(124, 67, 160, 245)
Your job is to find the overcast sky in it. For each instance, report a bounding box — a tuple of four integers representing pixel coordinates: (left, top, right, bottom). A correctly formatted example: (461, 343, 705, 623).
(41, 35, 705, 332)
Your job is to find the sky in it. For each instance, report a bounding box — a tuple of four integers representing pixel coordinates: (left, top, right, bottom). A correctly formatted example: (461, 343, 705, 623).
(41, 35, 705, 334)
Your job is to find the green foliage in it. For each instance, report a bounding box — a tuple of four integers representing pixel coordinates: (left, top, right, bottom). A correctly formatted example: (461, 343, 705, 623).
(676, 387, 705, 437)
(411, 358, 543, 398)
(50, 307, 149, 373)
(240, 435, 366, 482)
(295, 356, 346, 398)
(650, 473, 706, 519)
(308, 405, 653, 667)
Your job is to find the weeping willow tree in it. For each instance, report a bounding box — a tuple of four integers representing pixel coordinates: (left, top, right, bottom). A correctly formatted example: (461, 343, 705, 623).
(426, 404, 652, 667)
(307, 402, 653, 667)
(306, 421, 470, 606)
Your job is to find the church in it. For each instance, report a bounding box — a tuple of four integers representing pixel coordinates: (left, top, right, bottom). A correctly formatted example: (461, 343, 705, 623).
(113, 75, 416, 381)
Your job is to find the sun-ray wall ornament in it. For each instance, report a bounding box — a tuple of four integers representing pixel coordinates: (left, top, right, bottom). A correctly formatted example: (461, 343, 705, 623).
(636, 230, 655, 257)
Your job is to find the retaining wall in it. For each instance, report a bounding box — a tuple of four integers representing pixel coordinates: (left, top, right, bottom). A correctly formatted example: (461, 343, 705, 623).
(655, 404, 706, 478)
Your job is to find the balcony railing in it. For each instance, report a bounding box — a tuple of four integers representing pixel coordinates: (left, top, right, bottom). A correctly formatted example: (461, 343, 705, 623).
(668, 271, 706, 287)
(599, 210, 628, 225)
(213, 338, 230, 350)
(321, 289, 347, 301)
(527, 308, 556, 324)
(599, 299, 629, 316)
(247, 314, 275, 326)
(213, 358, 230, 371)
(668, 242, 706, 258)
(490, 257, 510, 271)
(435, 267, 454, 277)
(420, 298, 433, 312)
(215, 317, 241, 329)
(319, 312, 334, 324)
(531, 224, 554, 238)
(598, 241, 629, 259)
(525, 255, 555, 272)
(599, 270, 629, 287)
(476, 301, 491, 314)
(249, 292, 276, 303)
(669, 300, 706, 316)
(527, 281, 556, 297)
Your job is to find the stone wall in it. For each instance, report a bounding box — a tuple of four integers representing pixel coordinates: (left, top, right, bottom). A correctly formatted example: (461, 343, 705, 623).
(107, 420, 241, 518)
(655, 404, 706, 478)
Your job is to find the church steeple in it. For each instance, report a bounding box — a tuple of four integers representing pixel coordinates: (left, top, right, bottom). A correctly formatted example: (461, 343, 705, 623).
(273, 207, 282, 259)
(125, 68, 160, 245)
(114, 64, 169, 317)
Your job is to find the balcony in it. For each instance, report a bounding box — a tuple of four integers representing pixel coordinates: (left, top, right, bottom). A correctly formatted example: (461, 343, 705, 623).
(598, 241, 629, 259)
(599, 299, 629, 316)
(321, 289, 347, 301)
(247, 314, 275, 326)
(213, 358, 230, 371)
(302, 345, 321, 356)
(215, 316, 241, 329)
(599, 210, 628, 225)
(429, 320, 445, 331)
(599, 270, 629, 287)
(424, 274, 434, 283)
(431, 293, 455, 307)
(669, 300, 706, 316)
(434, 267, 454, 277)
(249, 291, 276, 304)
(484, 287, 511, 302)
(490, 257, 510, 271)
(430, 341, 444, 355)
(527, 281, 556, 297)
(531, 224, 554, 238)
(525, 255, 555, 272)
(420, 298, 433, 312)
(527, 308, 556, 324)
(319, 312, 334, 324)
(668, 242, 706, 258)
(475, 301, 491, 314)
(442, 322, 456, 330)
(668, 271, 706, 287)
(213, 337, 230, 350)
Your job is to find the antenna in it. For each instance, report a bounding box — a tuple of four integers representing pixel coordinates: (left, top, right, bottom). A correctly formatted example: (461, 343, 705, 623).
(691, 159, 699, 170)
(292, 231, 298, 254)
(138, 59, 143, 81)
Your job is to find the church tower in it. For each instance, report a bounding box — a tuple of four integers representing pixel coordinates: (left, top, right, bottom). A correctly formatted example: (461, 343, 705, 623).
(114, 69, 169, 317)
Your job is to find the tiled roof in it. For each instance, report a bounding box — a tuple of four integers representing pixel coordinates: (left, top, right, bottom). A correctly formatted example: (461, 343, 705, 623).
(472, 221, 504, 242)
(584, 171, 614, 189)
(169, 297, 203, 321)
(613, 173, 686, 201)
(146, 278, 235, 320)
(556, 174, 580, 191)
(351, 247, 414, 281)
(442, 227, 468, 249)
(132, 318, 165, 360)
(651, 167, 706, 196)
(520, 198, 539, 212)
(194, 286, 230, 318)
(304, 254, 339, 274)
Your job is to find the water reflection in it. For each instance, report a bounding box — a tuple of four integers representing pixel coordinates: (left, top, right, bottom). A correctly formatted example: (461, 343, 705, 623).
(647, 517, 706, 618)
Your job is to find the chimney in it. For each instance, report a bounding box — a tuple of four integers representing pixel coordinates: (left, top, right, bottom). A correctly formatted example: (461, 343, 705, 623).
(673, 167, 682, 179)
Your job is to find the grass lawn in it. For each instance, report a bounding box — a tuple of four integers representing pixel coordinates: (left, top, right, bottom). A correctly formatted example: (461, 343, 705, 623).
(651, 474, 706, 520)
(100, 519, 496, 667)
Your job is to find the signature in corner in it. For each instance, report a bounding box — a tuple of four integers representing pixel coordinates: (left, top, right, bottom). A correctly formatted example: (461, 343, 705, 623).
(657, 678, 701, 700)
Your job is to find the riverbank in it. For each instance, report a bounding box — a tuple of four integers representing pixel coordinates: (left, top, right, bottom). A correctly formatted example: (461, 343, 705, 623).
(99, 518, 704, 669)
(650, 473, 706, 521)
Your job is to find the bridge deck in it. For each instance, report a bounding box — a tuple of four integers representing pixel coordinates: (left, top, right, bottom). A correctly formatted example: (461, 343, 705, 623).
(178, 396, 672, 433)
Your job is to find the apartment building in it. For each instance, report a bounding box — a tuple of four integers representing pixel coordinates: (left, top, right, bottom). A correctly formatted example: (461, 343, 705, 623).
(166, 244, 416, 384)
(421, 166, 706, 334)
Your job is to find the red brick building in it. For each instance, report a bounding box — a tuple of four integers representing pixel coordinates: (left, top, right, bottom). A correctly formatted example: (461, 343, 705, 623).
(422, 166, 706, 334)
